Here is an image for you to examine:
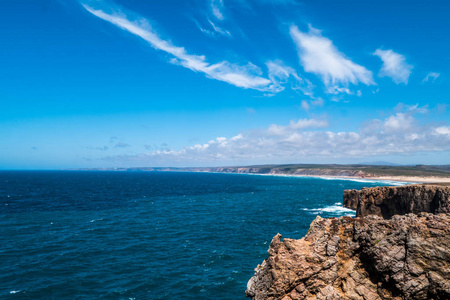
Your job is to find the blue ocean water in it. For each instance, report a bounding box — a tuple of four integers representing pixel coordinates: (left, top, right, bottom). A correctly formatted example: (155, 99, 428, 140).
(0, 171, 399, 299)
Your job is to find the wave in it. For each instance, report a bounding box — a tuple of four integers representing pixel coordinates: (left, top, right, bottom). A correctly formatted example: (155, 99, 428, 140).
(303, 203, 356, 216)
(225, 172, 411, 186)
(317, 176, 411, 186)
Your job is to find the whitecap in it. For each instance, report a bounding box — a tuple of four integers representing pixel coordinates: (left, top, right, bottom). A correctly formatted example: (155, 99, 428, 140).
(303, 176, 411, 186)
(10, 290, 21, 294)
(303, 204, 356, 216)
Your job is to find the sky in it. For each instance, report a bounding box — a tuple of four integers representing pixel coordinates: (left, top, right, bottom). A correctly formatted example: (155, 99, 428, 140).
(1, 0, 450, 169)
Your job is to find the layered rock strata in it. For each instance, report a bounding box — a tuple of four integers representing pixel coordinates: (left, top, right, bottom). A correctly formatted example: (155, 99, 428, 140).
(246, 186, 450, 299)
(208, 167, 366, 178)
(343, 185, 450, 219)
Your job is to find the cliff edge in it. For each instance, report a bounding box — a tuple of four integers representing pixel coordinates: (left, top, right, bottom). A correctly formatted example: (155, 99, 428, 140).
(246, 186, 450, 299)
(343, 185, 450, 219)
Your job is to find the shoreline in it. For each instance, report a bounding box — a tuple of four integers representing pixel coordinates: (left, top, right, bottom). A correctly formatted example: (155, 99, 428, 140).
(202, 171, 450, 185)
(357, 175, 450, 184)
(56, 168, 450, 185)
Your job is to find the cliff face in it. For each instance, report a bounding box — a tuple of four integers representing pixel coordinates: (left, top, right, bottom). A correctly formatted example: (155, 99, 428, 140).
(246, 213, 450, 300)
(246, 186, 450, 300)
(208, 167, 366, 177)
(343, 185, 450, 219)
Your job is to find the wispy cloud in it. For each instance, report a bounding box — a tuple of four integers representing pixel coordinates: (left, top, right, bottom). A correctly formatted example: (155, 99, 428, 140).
(210, 0, 224, 20)
(82, 3, 271, 91)
(193, 18, 231, 38)
(394, 103, 428, 114)
(422, 72, 440, 83)
(266, 60, 314, 96)
(373, 49, 413, 84)
(193, 19, 215, 37)
(300, 97, 324, 111)
(290, 25, 374, 93)
(267, 118, 329, 135)
(103, 108, 450, 165)
(208, 19, 231, 37)
(114, 142, 131, 148)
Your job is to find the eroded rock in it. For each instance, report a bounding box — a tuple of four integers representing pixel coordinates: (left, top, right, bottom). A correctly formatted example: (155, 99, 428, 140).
(343, 185, 450, 219)
(246, 213, 450, 299)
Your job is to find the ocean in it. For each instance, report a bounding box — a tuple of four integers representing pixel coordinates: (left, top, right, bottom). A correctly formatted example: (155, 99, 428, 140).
(0, 171, 400, 299)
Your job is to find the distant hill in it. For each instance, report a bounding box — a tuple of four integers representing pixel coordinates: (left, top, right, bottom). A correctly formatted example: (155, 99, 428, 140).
(78, 164, 450, 179)
(357, 161, 399, 166)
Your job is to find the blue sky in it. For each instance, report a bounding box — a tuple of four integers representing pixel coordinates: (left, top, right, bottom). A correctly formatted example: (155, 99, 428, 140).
(1, 0, 449, 169)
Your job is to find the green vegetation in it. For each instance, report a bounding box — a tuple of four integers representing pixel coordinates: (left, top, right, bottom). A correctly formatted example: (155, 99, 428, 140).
(242, 164, 450, 177)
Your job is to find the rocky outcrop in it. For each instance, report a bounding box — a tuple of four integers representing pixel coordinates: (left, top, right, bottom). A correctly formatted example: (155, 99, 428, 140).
(343, 185, 450, 219)
(246, 185, 450, 299)
(246, 213, 450, 300)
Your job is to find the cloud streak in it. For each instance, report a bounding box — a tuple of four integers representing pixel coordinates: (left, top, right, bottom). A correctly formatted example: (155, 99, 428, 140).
(422, 72, 440, 83)
(210, 0, 224, 20)
(290, 25, 374, 93)
(266, 60, 314, 96)
(373, 49, 413, 84)
(193, 18, 231, 38)
(82, 3, 271, 91)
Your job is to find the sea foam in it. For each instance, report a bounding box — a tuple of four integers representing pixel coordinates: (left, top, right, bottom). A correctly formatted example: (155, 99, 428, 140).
(303, 202, 356, 216)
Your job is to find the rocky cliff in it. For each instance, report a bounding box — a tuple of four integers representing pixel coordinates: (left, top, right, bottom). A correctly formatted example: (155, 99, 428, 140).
(343, 185, 450, 219)
(207, 167, 366, 177)
(246, 186, 450, 299)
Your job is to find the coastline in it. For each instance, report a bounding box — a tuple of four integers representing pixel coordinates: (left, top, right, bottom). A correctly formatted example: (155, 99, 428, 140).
(205, 171, 450, 185)
(356, 175, 450, 184)
(223, 172, 412, 185)
(68, 164, 450, 185)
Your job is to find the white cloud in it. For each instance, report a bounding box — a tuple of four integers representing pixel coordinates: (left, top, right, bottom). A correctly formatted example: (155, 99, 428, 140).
(394, 103, 428, 114)
(422, 72, 440, 83)
(326, 86, 352, 95)
(83, 4, 315, 95)
(211, 0, 224, 20)
(300, 100, 310, 111)
(290, 25, 374, 93)
(435, 126, 450, 135)
(266, 60, 314, 96)
(106, 109, 450, 165)
(82, 4, 271, 91)
(382, 113, 414, 133)
(373, 49, 413, 84)
(208, 19, 231, 37)
(193, 17, 231, 38)
(300, 97, 324, 111)
(193, 19, 215, 37)
(268, 118, 329, 135)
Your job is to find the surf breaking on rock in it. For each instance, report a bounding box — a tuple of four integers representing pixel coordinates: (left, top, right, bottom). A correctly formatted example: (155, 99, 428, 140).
(246, 185, 450, 299)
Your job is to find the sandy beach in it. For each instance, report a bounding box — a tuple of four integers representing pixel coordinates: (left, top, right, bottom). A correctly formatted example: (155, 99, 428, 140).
(244, 172, 450, 185)
(361, 175, 450, 184)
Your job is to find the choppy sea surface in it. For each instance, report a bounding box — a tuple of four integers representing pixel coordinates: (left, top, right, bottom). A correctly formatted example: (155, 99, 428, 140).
(0, 171, 400, 299)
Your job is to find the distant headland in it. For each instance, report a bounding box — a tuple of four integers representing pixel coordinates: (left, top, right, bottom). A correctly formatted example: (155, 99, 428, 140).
(72, 164, 450, 184)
